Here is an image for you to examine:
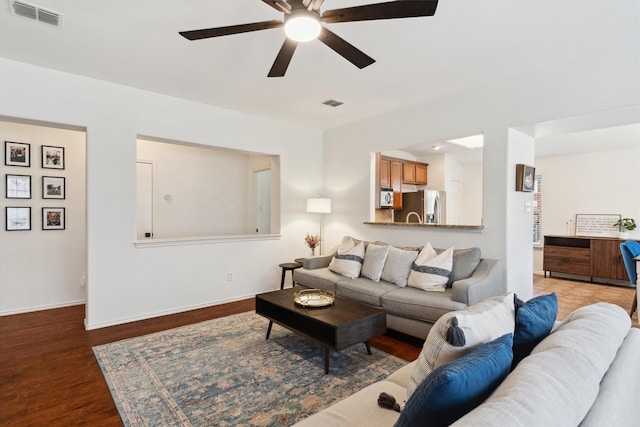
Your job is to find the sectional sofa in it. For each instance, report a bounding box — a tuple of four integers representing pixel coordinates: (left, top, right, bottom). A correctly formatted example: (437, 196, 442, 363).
(294, 296, 640, 426)
(293, 236, 505, 339)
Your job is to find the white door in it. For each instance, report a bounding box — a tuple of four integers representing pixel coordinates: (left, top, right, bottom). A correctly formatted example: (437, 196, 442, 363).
(254, 169, 271, 234)
(136, 161, 154, 239)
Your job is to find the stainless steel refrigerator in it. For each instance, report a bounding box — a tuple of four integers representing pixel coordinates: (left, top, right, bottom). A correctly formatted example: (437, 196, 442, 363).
(395, 189, 446, 224)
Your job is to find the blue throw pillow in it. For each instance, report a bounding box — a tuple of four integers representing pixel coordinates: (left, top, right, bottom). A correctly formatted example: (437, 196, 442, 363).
(512, 293, 558, 368)
(395, 333, 513, 427)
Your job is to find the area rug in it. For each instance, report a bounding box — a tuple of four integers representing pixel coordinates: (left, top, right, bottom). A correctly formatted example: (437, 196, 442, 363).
(93, 311, 406, 427)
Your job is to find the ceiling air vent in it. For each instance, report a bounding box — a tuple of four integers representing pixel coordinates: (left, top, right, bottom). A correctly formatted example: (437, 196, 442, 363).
(9, 0, 63, 27)
(322, 99, 344, 108)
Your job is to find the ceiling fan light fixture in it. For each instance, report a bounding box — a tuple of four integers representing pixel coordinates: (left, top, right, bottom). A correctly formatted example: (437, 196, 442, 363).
(284, 11, 321, 42)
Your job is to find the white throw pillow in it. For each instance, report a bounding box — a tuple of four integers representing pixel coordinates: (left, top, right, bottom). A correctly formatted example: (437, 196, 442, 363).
(380, 246, 419, 287)
(361, 244, 390, 282)
(407, 243, 453, 292)
(406, 293, 516, 399)
(328, 239, 365, 279)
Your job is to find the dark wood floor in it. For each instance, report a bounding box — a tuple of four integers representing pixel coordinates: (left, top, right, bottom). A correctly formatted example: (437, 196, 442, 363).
(1, 276, 636, 426)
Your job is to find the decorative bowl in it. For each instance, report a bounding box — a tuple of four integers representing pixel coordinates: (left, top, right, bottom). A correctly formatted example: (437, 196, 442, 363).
(293, 289, 335, 307)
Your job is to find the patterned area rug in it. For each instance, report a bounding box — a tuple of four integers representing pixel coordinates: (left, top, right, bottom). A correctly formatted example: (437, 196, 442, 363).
(93, 311, 406, 426)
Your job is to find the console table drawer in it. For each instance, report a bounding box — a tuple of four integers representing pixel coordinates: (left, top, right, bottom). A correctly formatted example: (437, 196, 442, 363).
(543, 246, 590, 276)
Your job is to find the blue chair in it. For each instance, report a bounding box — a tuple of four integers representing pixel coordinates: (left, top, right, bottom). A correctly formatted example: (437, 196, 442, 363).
(620, 240, 640, 317)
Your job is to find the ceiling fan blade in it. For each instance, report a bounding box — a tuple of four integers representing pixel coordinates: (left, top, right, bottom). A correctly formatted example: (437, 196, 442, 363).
(322, 0, 438, 24)
(268, 38, 298, 77)
(318, 27, 375, 69)
(179, 20, 283, 40)
(262, 0, 291, 14)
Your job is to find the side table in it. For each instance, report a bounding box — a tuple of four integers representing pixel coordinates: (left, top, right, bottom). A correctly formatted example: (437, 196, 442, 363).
(279, 262, 302, 289)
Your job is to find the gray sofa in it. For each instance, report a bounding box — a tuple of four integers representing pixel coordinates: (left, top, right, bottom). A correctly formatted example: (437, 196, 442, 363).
(294, 301, 640, 427)
(293, 238, 505, 339)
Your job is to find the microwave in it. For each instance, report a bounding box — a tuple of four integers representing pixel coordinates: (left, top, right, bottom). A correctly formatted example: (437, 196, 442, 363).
(380, 188, 394, 207)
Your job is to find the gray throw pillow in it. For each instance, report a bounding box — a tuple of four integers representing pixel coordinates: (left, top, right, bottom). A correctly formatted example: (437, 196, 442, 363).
(361, 244, 390, 282)
(447, 247, 481, 287)
(380, 246, 419, 287)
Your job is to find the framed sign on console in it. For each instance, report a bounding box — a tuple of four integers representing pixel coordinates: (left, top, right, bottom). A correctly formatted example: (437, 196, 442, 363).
(575, 214, 620, 238)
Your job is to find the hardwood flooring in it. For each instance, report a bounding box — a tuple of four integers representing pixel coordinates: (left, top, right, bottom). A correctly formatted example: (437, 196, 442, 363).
(0, 276, 636, 426)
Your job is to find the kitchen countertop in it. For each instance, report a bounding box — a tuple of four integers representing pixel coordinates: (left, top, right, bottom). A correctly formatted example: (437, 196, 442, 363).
(363, 221, 484, 231)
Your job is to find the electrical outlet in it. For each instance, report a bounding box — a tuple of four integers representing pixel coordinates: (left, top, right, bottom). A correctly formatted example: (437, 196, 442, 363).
(227, 271, 233, 281)
(81, 272, 87, 287)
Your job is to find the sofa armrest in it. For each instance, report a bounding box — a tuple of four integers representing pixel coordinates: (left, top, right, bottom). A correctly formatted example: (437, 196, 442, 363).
(303, 253, 334, 270)
(452, 258, 505, 306)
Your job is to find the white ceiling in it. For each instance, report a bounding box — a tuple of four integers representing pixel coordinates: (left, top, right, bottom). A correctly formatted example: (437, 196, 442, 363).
(0, 0, 638, 159)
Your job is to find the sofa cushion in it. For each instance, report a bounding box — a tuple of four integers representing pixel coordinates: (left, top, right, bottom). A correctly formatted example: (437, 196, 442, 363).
(447, 247, 481, 287)
(293, 380, 406, 427)
(452, 303, 631, 426)
(380, 246, 419, 287)
(293, 268, 343, 293)
(328, 238, 365, 279)
(406, 293, 515, 399)
(396, 334, 513, 427)
(361, 244, 390, 282)
(407, 243, 453, 292)
(336, 278, 397, 307)
(512, 293, 558, 368)
(381, 287, 466, 323)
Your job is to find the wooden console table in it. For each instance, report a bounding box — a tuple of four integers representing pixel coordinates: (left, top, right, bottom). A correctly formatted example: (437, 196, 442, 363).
(543, 235, 637, 282)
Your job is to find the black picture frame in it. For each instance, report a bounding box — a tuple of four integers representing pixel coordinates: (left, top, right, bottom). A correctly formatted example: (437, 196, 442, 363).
(4, 141, 31, 167)
(6, 174, 31, 199)
(515, 163, 535, 192)
(42, 176, 65, 199)
(42, 207, 65, 230)
(6, 207, 31, 231)
(41, 145, 65, 169)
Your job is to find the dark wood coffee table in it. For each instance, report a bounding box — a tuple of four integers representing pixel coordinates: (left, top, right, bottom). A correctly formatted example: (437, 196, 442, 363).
(255, 287, 387, 374)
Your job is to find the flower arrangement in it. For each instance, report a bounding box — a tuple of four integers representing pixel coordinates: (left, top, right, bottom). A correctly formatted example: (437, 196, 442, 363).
(304, 233, 321, 249)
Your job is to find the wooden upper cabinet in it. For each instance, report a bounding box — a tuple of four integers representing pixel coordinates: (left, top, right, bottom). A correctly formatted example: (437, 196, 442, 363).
(403, 161, 428, 184)
(379, 158, 390, 188)
(390, 160, 403, 209)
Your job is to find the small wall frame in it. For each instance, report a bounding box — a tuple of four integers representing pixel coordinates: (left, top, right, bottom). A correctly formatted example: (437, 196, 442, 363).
(42, 176, 65, 199)
(6, 206, 31, 231)
(6, 174, 31, 199)
(42, 145, 65, 169)
(515, 163, 535, 192)
(5, 141, 30, 167)
(42, 207, 65, 230)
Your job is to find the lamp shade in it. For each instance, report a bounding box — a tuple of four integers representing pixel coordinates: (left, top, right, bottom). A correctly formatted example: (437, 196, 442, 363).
(307, 198, 331, 214)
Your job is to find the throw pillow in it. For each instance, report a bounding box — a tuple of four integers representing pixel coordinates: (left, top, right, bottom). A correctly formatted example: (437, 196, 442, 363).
(406, 293, 515, 398)
(395, 333, 514, 427)
(361, 244, 390, 282)
(512, 293, 558, 368)
(446, 247, 481, 287)
(380, 246, 419, 287)
(328, 238, 365, 279)
(407, 243, 453, 292)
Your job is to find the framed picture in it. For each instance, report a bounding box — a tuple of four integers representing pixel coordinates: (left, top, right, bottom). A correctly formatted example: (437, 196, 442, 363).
(42, 207, 65, 230)
(42, 145, 65, 169)
(515, 163, 535, 192)
(6, 174, 31, 199)
(6, 207, 31, 231)
(4, 141, 30, 167)
(42, 176, 65, 199)
(575, 214, 621, 237)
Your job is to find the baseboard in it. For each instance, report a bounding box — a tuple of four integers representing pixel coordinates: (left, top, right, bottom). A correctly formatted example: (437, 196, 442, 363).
(84, 294, 255, 330)
(0, 299, 86, 316)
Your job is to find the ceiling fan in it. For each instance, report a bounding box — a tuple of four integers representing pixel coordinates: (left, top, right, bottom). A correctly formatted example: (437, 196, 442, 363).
(179, 0, 438, 77)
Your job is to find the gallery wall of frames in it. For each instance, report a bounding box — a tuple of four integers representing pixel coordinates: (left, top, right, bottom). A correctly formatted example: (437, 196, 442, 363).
(4, 140, 66, 231)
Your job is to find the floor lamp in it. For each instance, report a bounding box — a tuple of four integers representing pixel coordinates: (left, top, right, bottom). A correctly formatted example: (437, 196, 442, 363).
(307, 197, 331, 255)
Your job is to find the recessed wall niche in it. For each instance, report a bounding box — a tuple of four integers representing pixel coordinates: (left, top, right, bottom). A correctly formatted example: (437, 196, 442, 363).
(136, 137, 280, 240)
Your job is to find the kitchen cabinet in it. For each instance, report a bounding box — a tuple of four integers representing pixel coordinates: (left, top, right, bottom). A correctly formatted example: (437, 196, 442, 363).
(402, 161, 428, 185)
(376, 154, 403, 209)
(543, 235, 634, 281)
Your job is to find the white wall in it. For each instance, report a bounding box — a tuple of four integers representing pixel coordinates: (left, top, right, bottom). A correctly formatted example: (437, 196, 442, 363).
(322, 44, 638, 301)
(533, 147, 640, 273)
(137, 139, 270, 238)
(0, 120, 86, 315)
(461, 163, 483, 225)
(0, 58, 323, 328)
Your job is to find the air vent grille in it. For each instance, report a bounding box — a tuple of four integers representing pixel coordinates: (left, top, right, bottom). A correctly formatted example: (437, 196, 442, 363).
(9, 0, 63, 27)
(322, 99, 344, 108)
